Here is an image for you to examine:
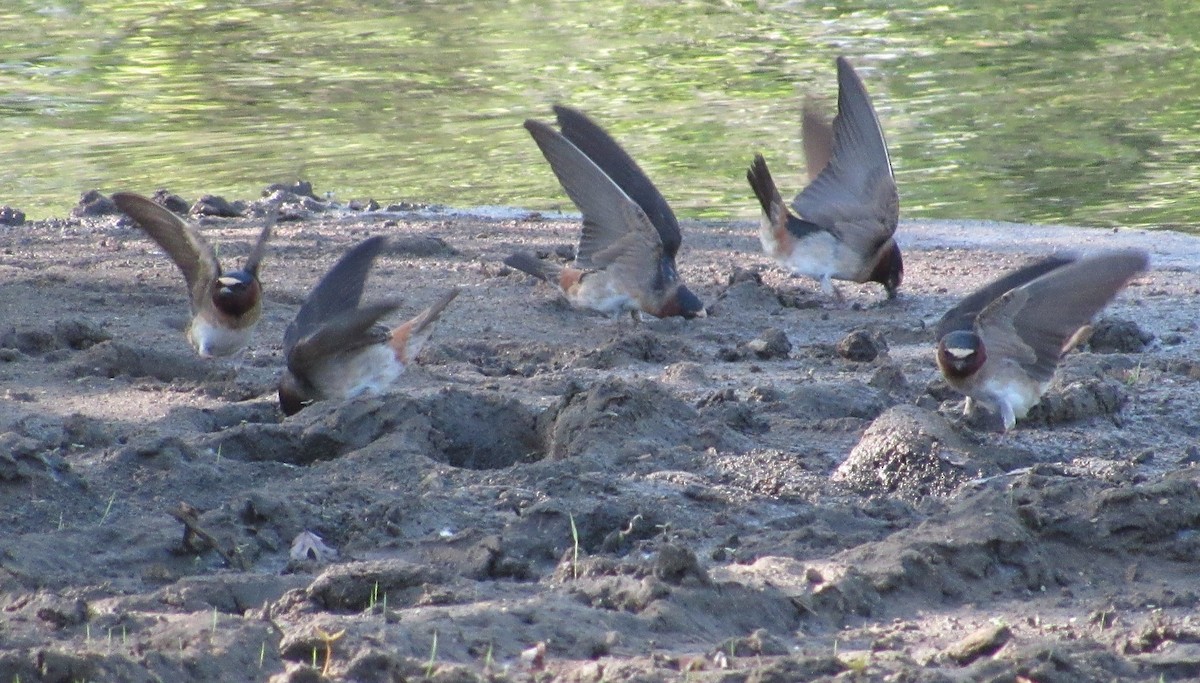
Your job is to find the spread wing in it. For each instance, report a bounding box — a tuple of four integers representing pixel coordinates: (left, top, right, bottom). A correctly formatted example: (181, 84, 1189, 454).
(935, 254, 1076, 340)
(792, 57, 898, 254)
(284, 236, 387, 355)
(112, 192, 218, 313)
(524, 118, 663, 272)
(975, 249, 1148, 382)
(286, 302, 399, 378)
(552, 105, 682, 259)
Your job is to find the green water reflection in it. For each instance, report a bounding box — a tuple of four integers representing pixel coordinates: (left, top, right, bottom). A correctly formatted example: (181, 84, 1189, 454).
(1, 0, 1197, 229)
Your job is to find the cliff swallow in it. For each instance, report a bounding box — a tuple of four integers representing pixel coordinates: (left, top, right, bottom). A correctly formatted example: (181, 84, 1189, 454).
(504, 105, 705, 319)
(935, 249, 1149, 431)
(112, 192, 272, 357)
(747, 56, 902, 299)
(278, 235, 459, 416)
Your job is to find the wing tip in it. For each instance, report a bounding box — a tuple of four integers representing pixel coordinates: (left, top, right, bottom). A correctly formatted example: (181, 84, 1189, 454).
(551, 103, 580, 121)
(523, 117, 548, 136)
(835, 55, 865, 90)
(1111, 247, 1151, 274)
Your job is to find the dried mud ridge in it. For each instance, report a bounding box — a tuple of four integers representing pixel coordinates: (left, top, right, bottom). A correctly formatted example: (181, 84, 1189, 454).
(1, 187, 1199, 682)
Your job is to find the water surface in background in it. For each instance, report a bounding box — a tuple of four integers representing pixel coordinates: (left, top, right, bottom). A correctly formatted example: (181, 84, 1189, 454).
(1, 0, 1198, 229)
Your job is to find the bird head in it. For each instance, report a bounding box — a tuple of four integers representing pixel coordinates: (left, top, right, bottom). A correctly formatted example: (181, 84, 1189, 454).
(870, 242, 904, 299)
(278, 372, 315, 416)
(213, 271, 261, 316)
(936, 331, 986, 379)
(656, 284, 707, 319)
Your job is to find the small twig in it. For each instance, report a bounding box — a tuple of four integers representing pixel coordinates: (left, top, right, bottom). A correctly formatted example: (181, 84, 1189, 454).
(168, 502, 244, 570)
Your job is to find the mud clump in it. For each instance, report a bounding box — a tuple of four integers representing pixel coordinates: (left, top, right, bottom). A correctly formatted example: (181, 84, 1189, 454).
(72, 189, 118, 216)
(0, 206, 25, 226)
(151, 189, 191, 214)
(868, 363, 908, 391)
(776, 287, 825, 309)
(832, 486, 1055, 603)
(1027, 376, 1127, 426)
(1087, 316, 1154, 353)
(1040, 474, 1200, 559)
(539, 378, 699, 459)
(836, 404, 1012, 500)
(264, 180, 318, 199)
(942, 623, 1013, 664)
(1, 328, 59, 356)
(0, 432, 70, 483)
(53, 319, 112, 350)
(701, 400, 770, 436)
(712, 278, 783, 316)
(836, 328, 887, 362)
(654, 544, 712, 586)
(190, 194, 242, 217)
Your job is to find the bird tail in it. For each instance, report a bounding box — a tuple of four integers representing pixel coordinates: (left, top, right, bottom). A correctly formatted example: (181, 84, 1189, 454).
(389, 287, 460, 363)
(746, 154, 785, 221)
(504, 251, 562, 282)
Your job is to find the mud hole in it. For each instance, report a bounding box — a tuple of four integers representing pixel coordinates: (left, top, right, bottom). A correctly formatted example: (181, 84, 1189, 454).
(1, 195, 1199, 682)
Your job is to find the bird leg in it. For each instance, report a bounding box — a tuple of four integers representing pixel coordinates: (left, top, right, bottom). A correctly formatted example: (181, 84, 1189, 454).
(818, 275, 847, 303)
(999, 401, 1017, 433)
(962, 396, 977, 419)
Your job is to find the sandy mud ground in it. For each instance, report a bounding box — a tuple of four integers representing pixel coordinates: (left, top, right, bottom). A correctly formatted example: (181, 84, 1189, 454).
(1, 187, 1199, 682)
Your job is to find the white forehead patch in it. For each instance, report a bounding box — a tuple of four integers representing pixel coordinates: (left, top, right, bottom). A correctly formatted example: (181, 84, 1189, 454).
(945, 347, 975, 359)
(217, 277, 241, 287)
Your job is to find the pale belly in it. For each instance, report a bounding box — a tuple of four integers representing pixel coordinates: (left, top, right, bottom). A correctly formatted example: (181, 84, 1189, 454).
(570, 276, 639, 315)
(308, 344, 404, 401)
(188, 317, 254, 357)
(978, 365, 1050, 421)
(762, 225, 861, 282)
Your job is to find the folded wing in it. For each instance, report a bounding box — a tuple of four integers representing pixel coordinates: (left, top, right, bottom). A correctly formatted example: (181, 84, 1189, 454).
(286, 302, 399, 378)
